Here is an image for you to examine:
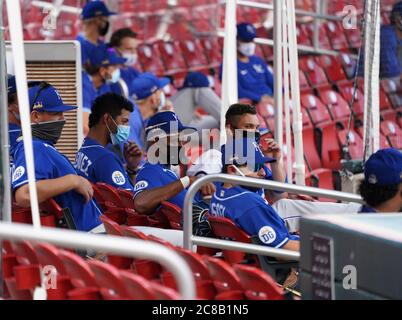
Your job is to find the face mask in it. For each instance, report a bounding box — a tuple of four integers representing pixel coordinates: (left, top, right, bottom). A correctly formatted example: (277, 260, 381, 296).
(98, 21, 110, 36)
(122, 52, 138, 66)
(31, 119, 66, 145)
(106, 68, 121, 84)
(238, 42, 256, 57)
(106, 116, 130, 145)
(158, 91, 166, 111)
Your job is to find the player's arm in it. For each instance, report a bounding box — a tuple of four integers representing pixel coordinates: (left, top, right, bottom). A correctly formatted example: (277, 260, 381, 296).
(15, 174, 93, 207)
(281, 240, 300, 252)
(134, 177, 197, 215)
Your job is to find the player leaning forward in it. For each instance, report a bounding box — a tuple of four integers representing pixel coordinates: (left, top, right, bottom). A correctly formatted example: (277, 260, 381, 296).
(11, 82, 103, 233)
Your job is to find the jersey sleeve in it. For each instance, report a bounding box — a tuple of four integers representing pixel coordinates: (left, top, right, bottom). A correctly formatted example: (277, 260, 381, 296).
(235, 202, 294, 248)
(93, 154, 134, 192)
(133, 166, 164, 198)
(264, 63, 274, 95)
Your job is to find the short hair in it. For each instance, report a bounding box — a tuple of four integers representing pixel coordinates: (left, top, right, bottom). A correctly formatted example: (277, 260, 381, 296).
(110, 28, 138, 48)
(8, 93, 17, 105)
(359, 180, 401, 208)
(225, 103, 257, 126)
(88, 92, 134, 128)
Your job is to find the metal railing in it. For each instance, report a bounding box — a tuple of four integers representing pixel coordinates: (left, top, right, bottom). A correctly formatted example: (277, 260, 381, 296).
(183, 174, 364, 260)
(0, 222, 196, 300)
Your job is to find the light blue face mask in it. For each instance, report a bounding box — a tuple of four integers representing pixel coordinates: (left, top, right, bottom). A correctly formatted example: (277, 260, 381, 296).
(158, 91, 166, 111)
(106, 68, 121, 84)
(107, 115, 130, 145)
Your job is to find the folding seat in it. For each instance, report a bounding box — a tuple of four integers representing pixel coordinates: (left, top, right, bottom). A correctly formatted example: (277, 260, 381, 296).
(356, 126, 390, 149)
(338, 53, 358, 79)
(304, 22, 332, 50)
(300, 93, 332, 126)
(324, 21, 349, 50)
(315, 55, 347, 84)
(137, 43, 165, 76)
(296, 24, 312, 46)
(337, 129, 364, 160)
(100, 215, 123, 236)
(203, 256, 243, 293)
(115, 189, 135, 211)
(199, 37, 222, 68)
(299, 57, 330, 88)
(179, 39, 208, 70)
(338, 83, 365, 117)
(299, 70, 313, 94)
(380, 88, 393, 111)
(95, 183, 125, 209)
(120, 271, 156, 299)
(149, 282, 180, 300)
(318, 89, 351, 120)
(319, 123, 343, 170)
(157, 201, 182, 230)
(87, 260, 130, 299)
(344, 22, 362, 48)
(120, 225, 149, 240)
(233, 264, 284, 300)
(380, 121, 402, 149)
(155, 41, 187, 75)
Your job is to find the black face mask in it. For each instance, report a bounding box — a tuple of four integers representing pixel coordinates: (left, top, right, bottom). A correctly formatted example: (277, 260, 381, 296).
(98, 21, 110, 36)
(31, 120, 66, 145)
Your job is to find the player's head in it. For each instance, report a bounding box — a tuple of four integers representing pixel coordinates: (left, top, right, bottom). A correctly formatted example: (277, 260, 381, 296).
(222, 137, 275, 180)
(131, 73, 170, 118)
(110, 28, 138, 66)
(359, 148, 402, 212)
(391, 1, 402, 30)
(145, 111, 196, 165)
(89, 92, 133, 145)
(81, 1, 116, 37)
(28, 82, 77, 144)
(225, 103, 260, 141)
(236, 22, 257, 57)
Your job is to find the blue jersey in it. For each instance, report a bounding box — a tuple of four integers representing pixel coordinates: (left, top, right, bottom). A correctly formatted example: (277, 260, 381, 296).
(220, 55, 274, 102)
(209, 184, 298, 248)
(76, 34, 108, 67)
(128, 104, 146, 150)
(75, 137, 134, 192)
(8, 123, 21, 150)
(134, 162, 202, 209)
(82, 71, 112, 113)
(254, 165, 286, 198)
(11, 138, 102, 232)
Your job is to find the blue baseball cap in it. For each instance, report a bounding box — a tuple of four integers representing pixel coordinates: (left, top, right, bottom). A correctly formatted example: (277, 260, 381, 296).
(81, 1, 116, 20)
(90, 48, 127, 68)
(145, 111, 195, 139)
(364, 148, 402, 186)
(237, 23, 257, 42)
(131, 72, 170, 100)
(29, 84, 77, 113)
(222, 137, 275, 171)
(181, 72, 210, 89)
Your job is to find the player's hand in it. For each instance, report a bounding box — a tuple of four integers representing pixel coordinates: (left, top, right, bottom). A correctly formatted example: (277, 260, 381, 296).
(200, 182, 216, 197)
(71, 175, 94, 203)
(124, 141, 143, 170)
(260, 95, 274, 105)
(260, 138, 282, 160)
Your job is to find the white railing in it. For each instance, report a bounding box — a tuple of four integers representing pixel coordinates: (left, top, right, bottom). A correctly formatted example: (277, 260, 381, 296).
(0, 222, 196, 299)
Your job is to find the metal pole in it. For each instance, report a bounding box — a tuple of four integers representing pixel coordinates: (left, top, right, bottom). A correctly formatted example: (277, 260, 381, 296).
(313, 0, 321, 51)
(0, 222, 196, 299)
(220, 0, 238, 146)
(0, 0, 11, 223)
(183, 174, 363, 251)
(273, 0, 283, 147)
(6, 0, 41, 228)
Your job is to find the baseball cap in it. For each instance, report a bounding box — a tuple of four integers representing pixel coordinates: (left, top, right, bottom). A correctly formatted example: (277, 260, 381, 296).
(237, 22, 257, 42)
(364, 148, 402, 186)
(222, 137, 276, 171)
(145, 111, 196, 139)
(181, 72, 210, 89)
(81, 1, 116, 20)
(131, 72, 170, 100)
(7, 75, 41, 98)
(90, 47, 127, 68)
(29, 84, 77, 113)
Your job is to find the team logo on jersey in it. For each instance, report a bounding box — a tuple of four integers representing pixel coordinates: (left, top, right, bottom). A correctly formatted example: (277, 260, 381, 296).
(112, 171, 126, 186)
(258, 226, 276, 245)
(240, 70, 248, 76)
(252, 64, 264, 73)
(134, 180, 148, 192)
(12, 166, 25, 182)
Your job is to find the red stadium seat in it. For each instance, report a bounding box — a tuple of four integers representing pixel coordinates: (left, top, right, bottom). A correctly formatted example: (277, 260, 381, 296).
(203, 256, 243, 292)
(300, 93, 332, 126)
(121, 225, 149, 240)
(338, 83, 365, 117)
(319, 123, 343, 170)
(149, 282, 180, 300)
(95, 183, 125, 209)
(337, 129, 364, 160)
(318, 89, 351, 120)
(137, 43, 165, 76)
(157, 201, 182, 230)
(356, 126, 391, 149)
(100, 215, 123, 236)
(380, 121, 402, 149)
(338, 53, 358, 79)
(296, 24, 312, 46)
(199, 37, 222, 68)
(299, 57, 329, 88)
(315, 55, 347, 84)
(155, 40, 187, 75)
(324, 21, 349, 50)
(304, 22, 332, 50)
(115, 189, 135, 211)
(119, 271, 156, 299)
(179, 39, 209, 70)
(233, 264, 284, 300)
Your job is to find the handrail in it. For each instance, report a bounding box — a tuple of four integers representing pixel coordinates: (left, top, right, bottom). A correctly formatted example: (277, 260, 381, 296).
(0, 222, 196, 300)
(183, 174, 363, 255)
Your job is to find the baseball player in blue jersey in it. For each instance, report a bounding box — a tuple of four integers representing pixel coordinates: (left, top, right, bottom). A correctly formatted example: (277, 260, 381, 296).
(220, 23, 274, 104)
(11, 82, 103, 232)
(209, 137, 300, 252)
(358, 148, 402, 213)
(75, 93, 142, 192)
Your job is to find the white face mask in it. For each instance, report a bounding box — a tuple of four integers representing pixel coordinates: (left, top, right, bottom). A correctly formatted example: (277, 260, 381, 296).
(238, 42, 256, 57)
(158, 91, 166, 111)
(106, 68, 121, 84)
(122, 52, 138, 66)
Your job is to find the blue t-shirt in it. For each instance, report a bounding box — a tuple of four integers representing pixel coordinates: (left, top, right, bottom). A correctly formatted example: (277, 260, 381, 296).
(8, 123, 21, 150)
(76, 34, 108, 67)
(82, 71, 112, 113)
(134, 162, 202, 209)
(75, 137, 134, 192)
(11, 138, 102, 232)
(220, 55, 274, 102)
(209, 184, 299, 248)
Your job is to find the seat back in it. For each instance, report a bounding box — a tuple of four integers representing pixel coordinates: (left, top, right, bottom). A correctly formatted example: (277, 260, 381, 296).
(100, 214, 123, 236)
(96, 183, 124, 208)
(203, 256, 243, 291)
(120, 226, 149, 240)
(337, 129, 364, 160)
(158, 201, 182, 230)
(116, 189, 135, 210)
(137, 43, 165, 76)
(34, 243, 67, 275)
(319, 90, 351, 120)
(11, 241, 38, 265)
(59, 250, 98, 288)
(300, 94, 332, 125)
(120, 271, 156, 300)
(175, 248, 211, 280)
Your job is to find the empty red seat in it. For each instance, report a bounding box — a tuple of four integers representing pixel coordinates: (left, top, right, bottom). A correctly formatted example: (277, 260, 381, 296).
(318, 89, 351, 120)
(324, 21, 349, 50)
(119, 270, 156, 299)
(157, 201, 182, 230)
(179, 39, 208, 69)
(338, 83, 365, 117)
(199, 37, 222, 67)
(137, 43, 165, 76)
(155, 41, 187, 75)
(203, 256, 243, 292)
(299, 57, 329, 88)
(315, 55, 347, 84)
(300, 93, 332, 125)
(380, 121, 402, 149)
(337, 129, 364, 160)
